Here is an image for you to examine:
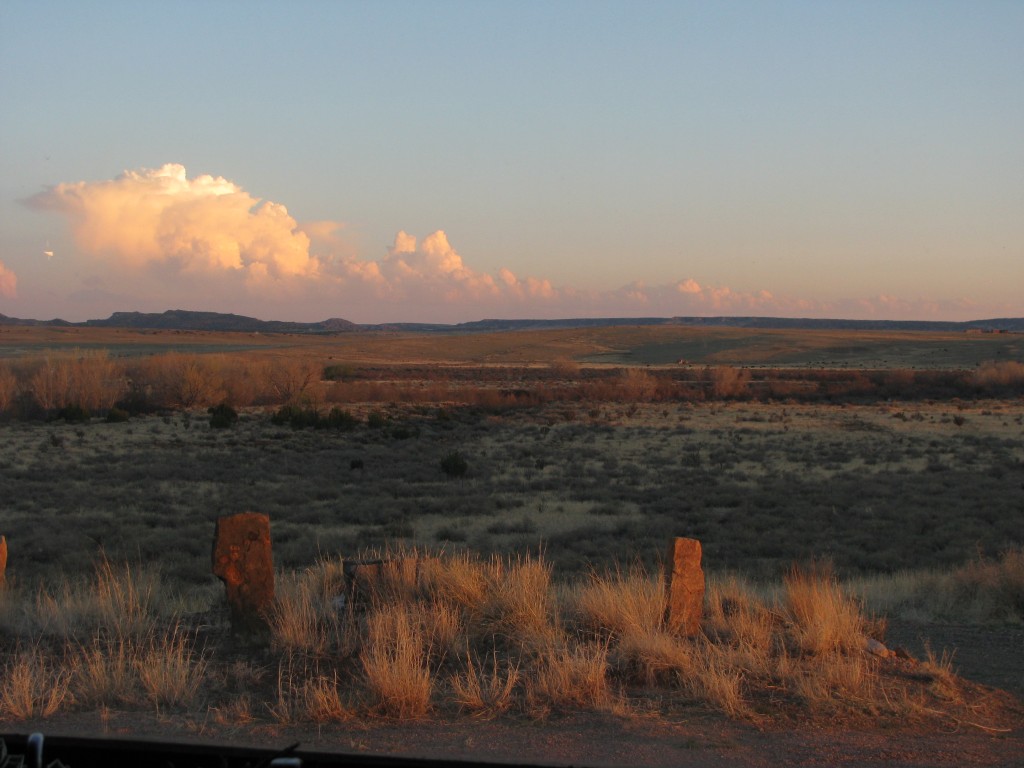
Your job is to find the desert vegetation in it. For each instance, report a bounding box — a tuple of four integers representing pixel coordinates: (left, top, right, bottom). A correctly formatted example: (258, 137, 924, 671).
(0, 324, 1021, 751)
(0, 548, 1020, 729)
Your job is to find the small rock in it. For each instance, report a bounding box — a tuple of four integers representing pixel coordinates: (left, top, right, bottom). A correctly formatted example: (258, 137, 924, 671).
(864, 637, 893, 658)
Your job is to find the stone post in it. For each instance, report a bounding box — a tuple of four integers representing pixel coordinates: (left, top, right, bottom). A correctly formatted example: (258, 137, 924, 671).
(0, 535, 7, 589)
(212, 513, 274, 635)
(664, 537, 705, 637)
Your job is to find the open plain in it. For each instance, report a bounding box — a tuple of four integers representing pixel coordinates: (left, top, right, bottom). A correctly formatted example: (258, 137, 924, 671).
(1, 323, 1022, 766)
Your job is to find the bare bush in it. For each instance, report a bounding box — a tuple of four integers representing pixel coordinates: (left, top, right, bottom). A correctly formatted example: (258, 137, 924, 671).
(142, 353, 224, 408)
(265, 359, 320, 405)
(0, 363, 18, 413)
(26, 352, 126, 412)
(29, 355, 73, 411)
(706, 365, 751, 399)
(971, 361, 1024, 394)
(619, 368, 659, 401)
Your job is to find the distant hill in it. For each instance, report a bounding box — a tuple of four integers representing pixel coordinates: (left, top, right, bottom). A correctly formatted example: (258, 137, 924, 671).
(0, 313, 72, 327)
(80, 310, 360, 333)
(1, 309, 1021, 334)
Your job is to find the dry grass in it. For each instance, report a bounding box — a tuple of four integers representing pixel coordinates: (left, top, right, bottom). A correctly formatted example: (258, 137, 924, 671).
(0, 548, 1017, 730)
(135, 625, 208, 708)
(360, 603, 434, 718)
(527, 639, 615, 715)
(476, 553, 557, 651)
(73, 636, 139, 707)
(685, 641, 750, 718)
(570, 566, 665, 639)
(853, 547, 1024, 624)
(30, 558, 162, 640)
(450, 650, 520, 718)
(269, 571, 343, 657)
(783, 563, 866, 656)
(0, 644, 73, 719)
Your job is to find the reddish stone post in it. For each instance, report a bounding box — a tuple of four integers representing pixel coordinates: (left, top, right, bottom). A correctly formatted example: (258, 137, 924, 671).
(212, 513, 275, 635)
(0, 535, 7, 589)
(664, 537, 705, 637)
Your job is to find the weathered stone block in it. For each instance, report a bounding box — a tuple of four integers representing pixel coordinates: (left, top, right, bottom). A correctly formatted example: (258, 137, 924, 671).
(212, 512, 274, 635)
(664, 537, 705, 636)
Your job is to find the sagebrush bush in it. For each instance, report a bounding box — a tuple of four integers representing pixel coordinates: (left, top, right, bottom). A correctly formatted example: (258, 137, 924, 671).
(441, 450, 468, 478)
(208, 402, 239, 429)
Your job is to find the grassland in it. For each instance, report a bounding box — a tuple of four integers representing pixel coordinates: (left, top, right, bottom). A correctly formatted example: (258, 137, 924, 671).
(0, 323, 1022, 763)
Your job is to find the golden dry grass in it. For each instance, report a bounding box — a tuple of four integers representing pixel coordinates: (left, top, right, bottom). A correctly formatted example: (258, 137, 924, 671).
(450, 651, 520, 718)
(0, 549, 1019, 731)
(0, 644, 73, 719)
(360, 603, 434, 718)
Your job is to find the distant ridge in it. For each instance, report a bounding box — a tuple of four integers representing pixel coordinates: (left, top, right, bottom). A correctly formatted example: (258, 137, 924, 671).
(83, 310, 359, 333)
(1, 309, 1021, 334)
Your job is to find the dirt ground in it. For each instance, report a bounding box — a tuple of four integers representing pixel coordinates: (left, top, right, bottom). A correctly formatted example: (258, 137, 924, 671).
(8, 699, 1023, 768)
(5, 633, 1022, 768)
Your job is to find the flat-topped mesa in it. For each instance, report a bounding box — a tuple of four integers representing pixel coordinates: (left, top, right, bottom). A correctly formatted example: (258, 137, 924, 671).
(664, 537, 705, 637)
(212, 512, 275, 636)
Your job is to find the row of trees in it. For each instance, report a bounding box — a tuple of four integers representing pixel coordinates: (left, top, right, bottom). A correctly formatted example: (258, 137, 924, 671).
(0, 351, 1021, 419)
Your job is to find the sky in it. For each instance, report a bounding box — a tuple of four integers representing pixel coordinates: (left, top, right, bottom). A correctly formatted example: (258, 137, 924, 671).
(1, 1, 1021, 324)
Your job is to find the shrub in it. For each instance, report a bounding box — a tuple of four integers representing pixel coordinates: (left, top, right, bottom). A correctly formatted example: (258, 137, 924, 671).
(271, 404, 320, 429)
(28, 352, 126, 413)
(146, 353, 224, 409)
(325, 406, 358, 431)
(266, 360, 320, 405)
(391, 424, 420, 440)
(0, 364, 17, 413)
(367, 410, 389, 429)
(57, 403, 90, 423)
(105, 407, 130, 423)
(208, 402, 239, 429)
(323, 363, 356, 382)
(707, 366, 751, 399)
(441, 450, 468, 478)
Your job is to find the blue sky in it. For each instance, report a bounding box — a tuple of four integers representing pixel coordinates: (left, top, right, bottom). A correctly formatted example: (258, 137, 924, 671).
(1, 1, 1021, 323)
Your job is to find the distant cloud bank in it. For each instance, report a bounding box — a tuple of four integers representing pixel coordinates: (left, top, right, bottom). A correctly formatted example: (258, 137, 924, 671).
(23, 164, 997, 323)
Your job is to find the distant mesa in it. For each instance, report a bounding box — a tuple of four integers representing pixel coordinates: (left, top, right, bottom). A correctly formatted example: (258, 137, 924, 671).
(0, 310, 1021, 334)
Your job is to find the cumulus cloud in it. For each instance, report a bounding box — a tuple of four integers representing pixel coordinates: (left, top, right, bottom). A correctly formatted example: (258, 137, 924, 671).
(19, 163, 993, 323)
(28, 164, 319, 282)
(0, 260, 16, 298)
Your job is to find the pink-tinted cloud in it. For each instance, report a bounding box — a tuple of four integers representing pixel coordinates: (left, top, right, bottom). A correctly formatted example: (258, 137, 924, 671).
(0, 260, 16, 298)
(28, 164, 319, 283)
(21, 164, 1010, 323)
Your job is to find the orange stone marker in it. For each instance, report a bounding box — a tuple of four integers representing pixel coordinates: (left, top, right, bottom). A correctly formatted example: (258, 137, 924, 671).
(212, 512, 274, 635)
(0, 535, 7, 589)
(664, 537, 705, 636)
